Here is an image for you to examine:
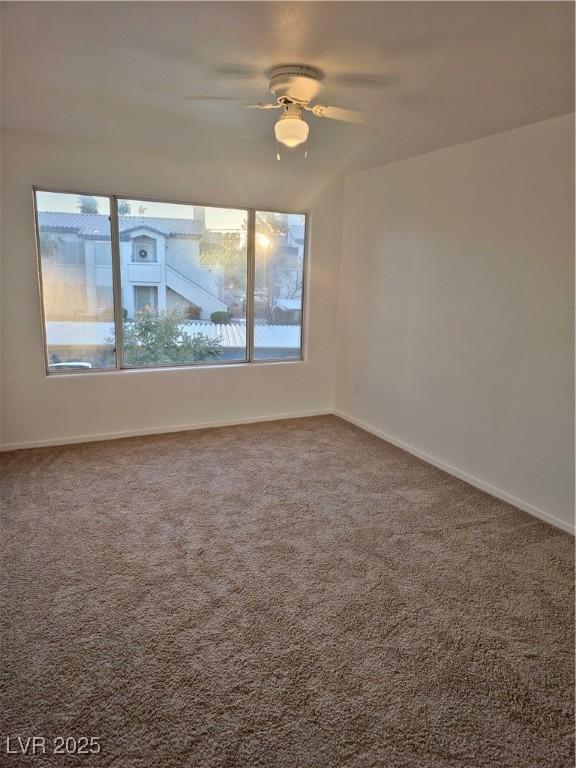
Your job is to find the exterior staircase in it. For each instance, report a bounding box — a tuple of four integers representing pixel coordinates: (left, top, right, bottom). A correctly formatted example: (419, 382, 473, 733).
(166, 264, 227, 317)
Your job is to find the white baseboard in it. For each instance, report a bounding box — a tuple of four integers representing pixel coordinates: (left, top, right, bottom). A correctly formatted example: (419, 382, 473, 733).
(334, 409, 575, 536)
(3, 406, 573, 536)
(0, 409, 332, 453)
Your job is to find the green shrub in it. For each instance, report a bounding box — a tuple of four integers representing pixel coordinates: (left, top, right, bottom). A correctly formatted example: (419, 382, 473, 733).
(210, 311, 231, 325)
(110, 308, 221, 366)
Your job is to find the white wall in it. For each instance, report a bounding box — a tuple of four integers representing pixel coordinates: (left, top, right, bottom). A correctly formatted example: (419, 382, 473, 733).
(0, 132, 343, 447)
(2, 117, 573, 533)
(336, 115, 574, 531)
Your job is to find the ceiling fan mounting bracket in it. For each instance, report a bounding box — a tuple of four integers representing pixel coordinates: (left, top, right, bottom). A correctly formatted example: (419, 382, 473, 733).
(268, 64, 324, 104)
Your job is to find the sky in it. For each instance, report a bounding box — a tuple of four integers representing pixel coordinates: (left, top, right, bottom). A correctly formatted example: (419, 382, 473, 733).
(36, 191, 247, 232)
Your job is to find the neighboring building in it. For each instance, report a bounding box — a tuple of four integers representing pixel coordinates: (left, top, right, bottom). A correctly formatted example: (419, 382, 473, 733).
(38, 209, 305, 365)
(38, 211, 229, 321)
(287, 222, 305, 249)
(39, 211, 305, 325)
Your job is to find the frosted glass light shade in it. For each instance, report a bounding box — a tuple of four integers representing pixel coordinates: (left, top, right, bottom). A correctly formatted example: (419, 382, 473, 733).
(274, 116, 309, 148)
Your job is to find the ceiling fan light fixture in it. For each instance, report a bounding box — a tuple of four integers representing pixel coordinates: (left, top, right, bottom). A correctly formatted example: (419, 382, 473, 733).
(274, 114, 309, 148)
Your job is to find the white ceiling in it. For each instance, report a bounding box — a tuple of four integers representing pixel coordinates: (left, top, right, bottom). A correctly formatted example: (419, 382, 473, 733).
(2, 2, 574, 174)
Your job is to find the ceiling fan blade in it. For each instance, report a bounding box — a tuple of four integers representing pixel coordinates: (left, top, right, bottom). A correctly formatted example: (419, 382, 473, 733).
(310, 105, 365, 124)
(329, 73, 395, 89)
(245, 103, 281, 110)
(184, 95, 242, 102)
(215, 63, 261, 79)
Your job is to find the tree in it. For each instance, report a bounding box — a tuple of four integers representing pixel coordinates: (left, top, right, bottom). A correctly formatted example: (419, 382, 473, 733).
(78, 196, 99, 214)
(254, 212, 290, 320)
(117, 308, 222, 366)
(256, 211, 288, 239)
(287, 262, 303, 299)
(200, 232, 246, 295)
(118, 200, 131, 216)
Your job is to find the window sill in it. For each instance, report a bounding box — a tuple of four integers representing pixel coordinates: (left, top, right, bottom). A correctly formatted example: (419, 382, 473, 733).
(44, 358, 306, 378)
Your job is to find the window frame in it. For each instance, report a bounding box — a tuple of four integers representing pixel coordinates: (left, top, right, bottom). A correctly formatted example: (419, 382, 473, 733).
(33, 187, 309, 375)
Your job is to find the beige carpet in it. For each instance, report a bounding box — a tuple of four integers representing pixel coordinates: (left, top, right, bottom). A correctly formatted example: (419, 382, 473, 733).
(1, 415, 573, 767)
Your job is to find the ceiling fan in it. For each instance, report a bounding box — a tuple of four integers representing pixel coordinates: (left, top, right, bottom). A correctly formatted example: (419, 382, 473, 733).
(248, 65, 365, 157)
(189, 64, 366, 158)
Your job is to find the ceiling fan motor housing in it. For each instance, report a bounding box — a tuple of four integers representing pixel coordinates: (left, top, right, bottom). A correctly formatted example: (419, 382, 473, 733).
(268, 65, 323, 104)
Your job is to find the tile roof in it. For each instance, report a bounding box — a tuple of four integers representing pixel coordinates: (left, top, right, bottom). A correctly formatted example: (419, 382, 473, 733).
(38, 212, 203, 238)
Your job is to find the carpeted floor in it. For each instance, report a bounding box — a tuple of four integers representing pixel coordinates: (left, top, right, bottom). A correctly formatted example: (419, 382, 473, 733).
(1, 415, 574, 767)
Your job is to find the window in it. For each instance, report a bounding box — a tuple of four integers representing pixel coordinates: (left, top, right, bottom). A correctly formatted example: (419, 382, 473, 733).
(119, 198, 248, 367)
(254, 211, 305, 360)
(57, 241, 85, 265)
(41, 239, 85, 265)
(35, 191, 116, 370)
(34, 189, 307, 373)
(134, 285, 158, 313)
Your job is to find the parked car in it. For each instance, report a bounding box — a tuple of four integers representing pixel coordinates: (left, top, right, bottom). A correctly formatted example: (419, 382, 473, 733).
(48, 361, 93, 371)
